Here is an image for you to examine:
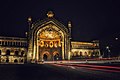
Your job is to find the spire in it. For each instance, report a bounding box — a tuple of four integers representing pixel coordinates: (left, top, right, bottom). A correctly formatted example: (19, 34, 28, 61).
(28, 16, 32, 22)
(27, 16, 32, 38)
(47, 11, 54, 18)
(68, 21, 72, 28)
(68, 21, 72, 39)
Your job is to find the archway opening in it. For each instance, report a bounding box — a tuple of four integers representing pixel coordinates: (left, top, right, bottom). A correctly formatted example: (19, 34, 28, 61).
(0, 50, 1, 55)
(14, 59, 18, 63)
(15, 51, 19, 56)
(20, 59, 24, 63)
(43, 54, 48, 61)
(6, 50, 10, 55)
(6, 58, 9, 63)
(36, 24, 65, 61)
(21, 51, 25, 56)
(53, 52, 59, 60)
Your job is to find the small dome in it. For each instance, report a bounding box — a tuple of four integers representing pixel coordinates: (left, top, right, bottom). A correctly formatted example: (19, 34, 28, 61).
(47, 11, 54, 18)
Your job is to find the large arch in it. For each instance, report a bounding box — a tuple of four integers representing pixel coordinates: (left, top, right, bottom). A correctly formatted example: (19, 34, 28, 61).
(27, 12, 71, 62)
(33, 23, 67, 61)
(42, 51, 51, 61)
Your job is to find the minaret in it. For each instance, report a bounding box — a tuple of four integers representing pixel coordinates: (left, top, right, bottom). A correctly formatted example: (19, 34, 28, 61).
(28, 17, 32, 30)
(27, 16, 32, 39)
(68, 21, 72, 60)
(68, 21, 72, 39)
(27, 16, 33, 62)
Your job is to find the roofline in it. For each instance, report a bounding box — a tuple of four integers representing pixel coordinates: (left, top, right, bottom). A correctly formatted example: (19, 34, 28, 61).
(0, 36, 27, 40)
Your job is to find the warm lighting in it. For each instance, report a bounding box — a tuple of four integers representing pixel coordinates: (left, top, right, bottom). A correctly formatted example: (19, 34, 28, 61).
(47, 11, 54, 18)
(54, 42, 58, 48)
(40, 41, 44, 47)
(49, 41, 53, 48)
(68, 51, 71, 60)
(28, 17, 32, 22)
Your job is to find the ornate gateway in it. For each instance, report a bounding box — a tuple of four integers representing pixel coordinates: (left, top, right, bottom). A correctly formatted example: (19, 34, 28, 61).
(0, 11, 100, 64)
(27, 11, 71, 62)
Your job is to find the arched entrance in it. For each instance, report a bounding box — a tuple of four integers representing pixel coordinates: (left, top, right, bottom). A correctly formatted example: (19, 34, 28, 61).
(28, 11, 71, 62)
(37, 25, 64, 61)
(43, 54, 48, 61)
(53, 51, 59, 60)
(42, 51, 51, 61)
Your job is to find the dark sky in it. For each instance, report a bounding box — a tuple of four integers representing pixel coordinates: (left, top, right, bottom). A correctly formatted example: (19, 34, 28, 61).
(0, 0, 120, 46)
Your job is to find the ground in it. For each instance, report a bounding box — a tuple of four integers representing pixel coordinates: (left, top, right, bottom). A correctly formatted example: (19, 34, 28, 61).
(0, 63, 120, 80)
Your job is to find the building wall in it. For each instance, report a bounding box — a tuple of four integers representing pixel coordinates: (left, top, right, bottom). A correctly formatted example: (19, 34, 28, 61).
(0, 12, 101, 63)
(0, 36, 27, 63)
(0, 37, 100, 63)
(71, 41, 101, 59)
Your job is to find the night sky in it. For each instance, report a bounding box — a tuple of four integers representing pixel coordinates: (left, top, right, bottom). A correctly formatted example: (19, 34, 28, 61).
(0, 0, 120, 55)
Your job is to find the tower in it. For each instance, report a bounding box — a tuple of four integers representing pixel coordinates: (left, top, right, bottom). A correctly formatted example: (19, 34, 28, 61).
(68, 21, 72, 60)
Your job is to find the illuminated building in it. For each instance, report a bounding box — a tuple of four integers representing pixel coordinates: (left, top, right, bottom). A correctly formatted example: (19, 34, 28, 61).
(0, 11, 100, 63)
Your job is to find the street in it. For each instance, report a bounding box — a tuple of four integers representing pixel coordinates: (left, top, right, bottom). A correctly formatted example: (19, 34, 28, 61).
(0, 63, 120, 80)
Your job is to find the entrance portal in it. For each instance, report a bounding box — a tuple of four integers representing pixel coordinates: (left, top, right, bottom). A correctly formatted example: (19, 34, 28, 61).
(54, 53, 59, 60)
(43, 54, 48, 61)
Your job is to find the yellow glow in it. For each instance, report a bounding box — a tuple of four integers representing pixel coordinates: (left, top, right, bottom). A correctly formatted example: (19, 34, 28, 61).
(40, 41, 44, 47)
(39, 30, 60, 39)
(49, 41, 53, 48)
(28, 17, 32, 22)
(47, 11, 54, 18)
(68, 51, 71, 60)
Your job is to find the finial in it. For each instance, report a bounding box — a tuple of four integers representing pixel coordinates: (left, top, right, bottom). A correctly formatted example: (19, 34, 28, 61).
(47, 11, 54, 18)
(68, 21, 72, 28)
(28, 16, 32, 22)
(25, 32, 28, 37)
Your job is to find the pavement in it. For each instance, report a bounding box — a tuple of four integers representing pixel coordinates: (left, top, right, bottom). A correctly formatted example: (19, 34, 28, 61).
(0, 63, 120, 80)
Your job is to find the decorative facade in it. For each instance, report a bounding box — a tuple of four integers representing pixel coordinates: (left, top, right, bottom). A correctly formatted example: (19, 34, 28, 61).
(0, 11, 100, 63)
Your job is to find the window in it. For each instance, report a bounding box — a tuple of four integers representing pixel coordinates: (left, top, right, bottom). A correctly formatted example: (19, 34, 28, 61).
(15, 51, 19, 56)
(2, 41, 4, 45)
(21, 51, 24, 56)
(0, 50, 1, 55)
(6, 50, 10, 55)
(5, 41, 7, 45)
(14, 59, 18, 63)
(6, 58, 9, 63)
(20, 59, 24, 63)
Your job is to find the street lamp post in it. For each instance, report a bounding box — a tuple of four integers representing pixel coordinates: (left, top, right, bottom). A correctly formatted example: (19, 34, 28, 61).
(106, 46, 111, 58)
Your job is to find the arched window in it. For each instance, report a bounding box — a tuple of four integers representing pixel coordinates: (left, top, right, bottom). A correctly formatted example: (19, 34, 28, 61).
(43, 54, 48, 61)
(20, 59, 24, 63)
(21, 51, 24, 56)
(2, 41, 4, 45)
(6, 58, 9, 63)
(14, 59, 18, 63)
(80, 52, 82, 56)
(18, 42, 20, 46)
(6, 50, 10, 55)
(15, 51, 19, 56)
(0, 50, 1, 55)
(85, 52, 87, 56)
